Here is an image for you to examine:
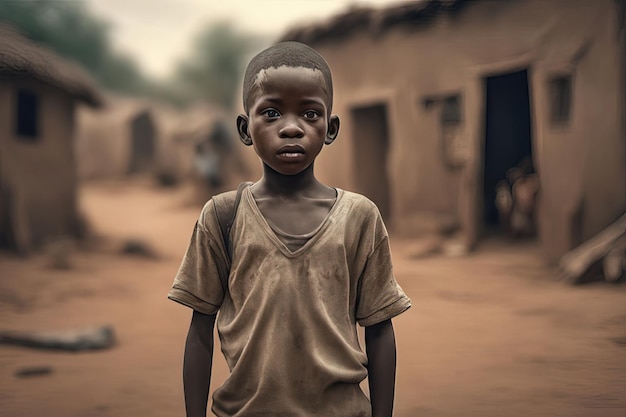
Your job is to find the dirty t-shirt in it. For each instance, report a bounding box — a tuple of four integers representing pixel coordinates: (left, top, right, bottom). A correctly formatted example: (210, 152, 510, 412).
(169, 187, 411, 417)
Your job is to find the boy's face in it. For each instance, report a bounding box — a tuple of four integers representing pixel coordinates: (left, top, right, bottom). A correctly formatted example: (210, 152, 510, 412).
(237, 66, 339, 176)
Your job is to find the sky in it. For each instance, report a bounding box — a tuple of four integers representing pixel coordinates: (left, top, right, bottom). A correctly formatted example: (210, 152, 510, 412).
(84, 0, 406, 80)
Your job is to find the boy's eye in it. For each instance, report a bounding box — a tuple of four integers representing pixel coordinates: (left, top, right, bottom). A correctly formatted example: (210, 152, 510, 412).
(262, 109, 280, 118)
(303, 110, 319, 119)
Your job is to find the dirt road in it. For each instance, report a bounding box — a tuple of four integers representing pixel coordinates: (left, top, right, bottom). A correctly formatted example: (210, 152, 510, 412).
(1, 181, 625, 417)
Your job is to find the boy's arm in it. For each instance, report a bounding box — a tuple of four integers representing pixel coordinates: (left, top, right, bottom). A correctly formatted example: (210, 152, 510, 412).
(183, 310, 216, 417)
(365, 319, 397, 417)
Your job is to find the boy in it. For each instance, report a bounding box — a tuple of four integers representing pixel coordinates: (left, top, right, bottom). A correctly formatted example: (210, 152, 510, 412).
(169, 42, 411, 417)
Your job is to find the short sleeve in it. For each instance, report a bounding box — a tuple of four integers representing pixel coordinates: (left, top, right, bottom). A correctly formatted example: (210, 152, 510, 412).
(356, 236, 411, 327)
(168, 200, 229, 315)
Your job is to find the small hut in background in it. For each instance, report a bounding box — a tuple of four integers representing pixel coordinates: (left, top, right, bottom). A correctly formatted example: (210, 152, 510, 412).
(77, 96, 159, 179)
(0, 24, 103, 252)
(280, 0, 626, 264)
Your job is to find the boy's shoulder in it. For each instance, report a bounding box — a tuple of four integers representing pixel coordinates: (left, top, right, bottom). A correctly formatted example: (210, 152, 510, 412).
(339, 188, 374, 205)
(197, 184, 250, 233)
(338, 189, 384, 218)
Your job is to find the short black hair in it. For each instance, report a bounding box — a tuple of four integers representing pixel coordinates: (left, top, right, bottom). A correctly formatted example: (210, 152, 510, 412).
(242, 41, 333, 114)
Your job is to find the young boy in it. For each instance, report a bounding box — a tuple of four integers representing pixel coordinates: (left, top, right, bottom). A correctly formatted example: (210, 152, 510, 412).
(169, 41, 411, 417)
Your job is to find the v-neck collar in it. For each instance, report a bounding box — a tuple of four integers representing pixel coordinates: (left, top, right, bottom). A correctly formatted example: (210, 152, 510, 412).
(243, 186, 344, 258)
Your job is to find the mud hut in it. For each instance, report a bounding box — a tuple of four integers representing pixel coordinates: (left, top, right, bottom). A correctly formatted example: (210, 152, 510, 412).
(0, 24, 103, 252)
(77, 96, 159, 179)
(280, 0, 626, 263)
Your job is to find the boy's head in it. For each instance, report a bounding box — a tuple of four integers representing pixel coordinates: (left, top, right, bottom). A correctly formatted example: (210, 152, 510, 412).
(237, 41, 340, 176)
(242, 42, 334, 115)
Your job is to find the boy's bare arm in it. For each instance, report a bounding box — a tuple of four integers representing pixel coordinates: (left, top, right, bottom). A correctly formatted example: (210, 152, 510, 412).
(183, 310, 216, 417)
(365, 319, 397, 417)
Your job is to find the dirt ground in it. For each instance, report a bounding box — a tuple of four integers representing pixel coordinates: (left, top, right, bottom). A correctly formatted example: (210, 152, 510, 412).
(1, 180, 625, 417)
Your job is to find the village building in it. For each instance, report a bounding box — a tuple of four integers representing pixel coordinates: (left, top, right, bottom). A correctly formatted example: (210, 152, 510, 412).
(76, 96, 236, 187)
(280, 0, 626, 263)
(0, 24, 103, 252)
(76, 96, 162, 180)
(165, 102, 228, 182)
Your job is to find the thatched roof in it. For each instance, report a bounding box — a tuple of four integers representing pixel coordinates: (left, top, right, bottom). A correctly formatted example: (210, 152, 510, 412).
(279, 0, 467, 44)
(0, 23, 103, 107)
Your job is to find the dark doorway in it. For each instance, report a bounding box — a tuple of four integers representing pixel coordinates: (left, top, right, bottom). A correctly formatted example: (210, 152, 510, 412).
(128, 111, 156, 174)
(483, 69, 534, 229)
(350, 103, 391, 222)
(0, 180, 16, 250)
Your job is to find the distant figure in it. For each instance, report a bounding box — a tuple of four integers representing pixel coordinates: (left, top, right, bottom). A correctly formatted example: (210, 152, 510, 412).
(168, 42, 411, 417)
(193, 119, 236, 189)
(510, 173, 539, 237)
(495, 180, 513, 235)
(499, 156, 539, 239)
(210, 119, 234, 153)
(516, 156, 534, 177)
(506, 166, 524, 188)
(193, 141, 221, 188)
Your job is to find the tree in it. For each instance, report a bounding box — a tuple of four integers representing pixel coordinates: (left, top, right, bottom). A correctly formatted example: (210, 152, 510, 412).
(0, 0, 149, 95)
(174, 21, 268, 109)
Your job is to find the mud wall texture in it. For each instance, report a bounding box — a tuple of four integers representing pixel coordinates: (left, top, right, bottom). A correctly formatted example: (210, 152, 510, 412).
(0, 77, 79, 250)
(297, 0, 624, 262)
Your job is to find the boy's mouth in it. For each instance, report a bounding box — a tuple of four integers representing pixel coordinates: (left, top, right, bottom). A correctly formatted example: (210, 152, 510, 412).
(277, 145, 305, 158)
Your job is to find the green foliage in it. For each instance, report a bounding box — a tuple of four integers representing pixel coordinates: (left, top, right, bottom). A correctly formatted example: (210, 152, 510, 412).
(174, 21, 268, 109)
(0, 1, 269, 106)
(0, 0, 148, 95)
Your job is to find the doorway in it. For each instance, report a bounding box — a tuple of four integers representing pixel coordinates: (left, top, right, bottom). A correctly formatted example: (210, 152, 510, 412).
(128, 111, 156, 174)
(0, 181, 16, 250)
(482, 69, 534, 232)
(350, 103, 392, 222)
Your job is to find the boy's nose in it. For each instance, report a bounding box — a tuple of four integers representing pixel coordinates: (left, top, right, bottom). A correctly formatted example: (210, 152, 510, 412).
(278, 119, 304, 139)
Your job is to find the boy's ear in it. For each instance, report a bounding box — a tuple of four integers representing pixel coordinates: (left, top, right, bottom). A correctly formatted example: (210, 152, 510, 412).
(325, 115, 340, 145)
(237, 114, 253, 146)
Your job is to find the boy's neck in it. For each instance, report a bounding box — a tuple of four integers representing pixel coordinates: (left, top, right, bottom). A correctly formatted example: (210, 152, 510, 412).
(256, 162, 330, 198)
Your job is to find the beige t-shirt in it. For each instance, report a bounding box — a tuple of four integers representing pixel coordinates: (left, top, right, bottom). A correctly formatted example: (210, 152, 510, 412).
(169, 188, 411, 417)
